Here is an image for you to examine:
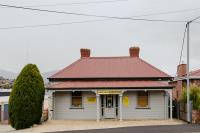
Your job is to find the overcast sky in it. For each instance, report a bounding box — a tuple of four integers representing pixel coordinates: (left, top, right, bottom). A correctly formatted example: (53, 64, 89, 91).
(0, 0, 200, 76)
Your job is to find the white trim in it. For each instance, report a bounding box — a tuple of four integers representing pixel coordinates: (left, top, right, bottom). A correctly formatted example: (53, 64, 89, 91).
(48, 89, 97, 92)
(163, 91, 166, 119)
(0, 89, 12, 92)
(119, 93, 123, 121)
(169, 89, 173, 120)
(49, 88, 172, 92)
(165, 90, 173, 120)
(96, 94, 100, 122)
(0, 103, 4, 121)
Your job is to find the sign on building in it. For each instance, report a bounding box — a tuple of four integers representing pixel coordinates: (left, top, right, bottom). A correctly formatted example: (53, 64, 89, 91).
(97, 90, 122, 94)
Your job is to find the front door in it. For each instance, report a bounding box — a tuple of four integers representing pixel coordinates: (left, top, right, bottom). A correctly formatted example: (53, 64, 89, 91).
(103, 95, 117, 118)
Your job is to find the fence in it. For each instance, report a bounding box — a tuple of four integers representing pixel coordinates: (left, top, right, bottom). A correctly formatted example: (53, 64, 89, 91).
(173, 101, 192, 123)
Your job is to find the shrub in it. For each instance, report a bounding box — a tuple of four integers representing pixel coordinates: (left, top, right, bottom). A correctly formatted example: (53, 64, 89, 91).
(8, 64, 45, 129)
(181, 84, 200, 110)
(33, 66, 45, 124)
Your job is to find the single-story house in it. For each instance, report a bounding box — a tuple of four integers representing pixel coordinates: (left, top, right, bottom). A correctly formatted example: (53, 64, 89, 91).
(47, 47, 173, 121)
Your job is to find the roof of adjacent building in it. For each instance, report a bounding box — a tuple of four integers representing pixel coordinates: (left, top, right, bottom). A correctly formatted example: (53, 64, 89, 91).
(48, 80, 172, 89)
(49, 57, 171, 79)
(190, 69, 200, 77)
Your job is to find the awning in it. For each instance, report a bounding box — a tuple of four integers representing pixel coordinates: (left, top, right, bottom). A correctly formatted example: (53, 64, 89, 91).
(47, 80, 172, 90)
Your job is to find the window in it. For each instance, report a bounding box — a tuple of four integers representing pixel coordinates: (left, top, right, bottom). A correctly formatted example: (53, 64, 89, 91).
(71, 91, 82, 108)
(137, 91, 149, 108)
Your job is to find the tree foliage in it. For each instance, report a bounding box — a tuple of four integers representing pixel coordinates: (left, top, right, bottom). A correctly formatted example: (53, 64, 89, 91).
(8, 64, 45, 129)
(181, 84, 200, 110)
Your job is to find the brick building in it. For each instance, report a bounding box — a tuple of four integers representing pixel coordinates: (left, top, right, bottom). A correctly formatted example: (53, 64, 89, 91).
(170, 64, 200, 100)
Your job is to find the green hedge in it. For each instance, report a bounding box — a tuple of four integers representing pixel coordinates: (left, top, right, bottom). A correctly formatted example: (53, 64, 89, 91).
(181, 84, 200, 110)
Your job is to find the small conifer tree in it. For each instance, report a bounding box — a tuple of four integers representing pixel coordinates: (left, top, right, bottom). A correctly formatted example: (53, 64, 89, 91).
(9, 64, 45, 129)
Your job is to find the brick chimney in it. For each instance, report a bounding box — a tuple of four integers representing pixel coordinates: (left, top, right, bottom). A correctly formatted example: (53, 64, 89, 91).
(129, 47, 140, 57)
(80, 48, 90, 58)
(177, 64, 186, 77)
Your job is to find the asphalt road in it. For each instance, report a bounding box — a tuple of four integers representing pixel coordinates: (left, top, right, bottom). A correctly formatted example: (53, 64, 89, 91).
(50, 124, 200, 133)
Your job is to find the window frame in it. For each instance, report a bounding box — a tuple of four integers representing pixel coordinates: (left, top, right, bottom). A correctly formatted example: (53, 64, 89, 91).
(136, 91, 150, 109)
(70, 91, 83, 109)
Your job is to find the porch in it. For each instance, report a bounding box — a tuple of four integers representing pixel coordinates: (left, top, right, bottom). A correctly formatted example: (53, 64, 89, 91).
(48, 88, 173, 121)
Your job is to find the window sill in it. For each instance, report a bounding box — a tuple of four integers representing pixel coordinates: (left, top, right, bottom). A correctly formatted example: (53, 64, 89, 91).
(135, 107, 151, 109)
(69, 107, 84, 109)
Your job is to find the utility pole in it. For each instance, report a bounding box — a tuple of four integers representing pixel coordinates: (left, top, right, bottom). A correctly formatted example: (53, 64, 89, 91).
(186, 15, 200, 123)
(186, 21, 190, 123)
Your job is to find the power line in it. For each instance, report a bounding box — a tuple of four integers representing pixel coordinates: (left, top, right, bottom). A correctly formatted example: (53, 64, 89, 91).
(22, 0, 128, 7)
(0, 3, 190, 23)
(2, 1, 200, 19)
(2, 18, 200, 30)
(0, 19, 112, 30)
(179, 24, 188, 65)
(177, 15, 200, 70)
(2, 1, 200, 18)
(190, 15, 200, 22)
(131, 7, 200, 18)
(1, 3, 200, 30)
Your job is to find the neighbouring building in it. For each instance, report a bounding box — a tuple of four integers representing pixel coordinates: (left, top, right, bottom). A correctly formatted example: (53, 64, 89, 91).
(0, 89, 49, 124)
(170, 64, 200, 100)
(47, 47, 173, 121)
(0, 89, 11, 123)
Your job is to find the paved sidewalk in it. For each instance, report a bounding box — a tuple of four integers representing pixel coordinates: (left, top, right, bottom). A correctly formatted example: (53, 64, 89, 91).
(0, 119, 186, 133)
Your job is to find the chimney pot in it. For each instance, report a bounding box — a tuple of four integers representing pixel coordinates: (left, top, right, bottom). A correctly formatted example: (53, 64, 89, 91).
(177, 64, 186, 77)
(80, 48, 90, 58)
(129, 47, 140, 57)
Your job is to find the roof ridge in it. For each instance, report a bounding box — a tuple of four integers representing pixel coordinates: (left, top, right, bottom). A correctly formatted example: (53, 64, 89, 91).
(49, 59, 82, 78)
(138, 58, 171, 77)
(86, 56, 131, 59)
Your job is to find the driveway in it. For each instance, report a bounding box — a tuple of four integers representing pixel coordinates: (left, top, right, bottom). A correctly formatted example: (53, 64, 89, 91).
(51, 124, 200, 133)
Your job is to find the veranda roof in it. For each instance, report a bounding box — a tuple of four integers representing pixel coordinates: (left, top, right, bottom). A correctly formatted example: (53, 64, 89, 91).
(47, 80, 172, 90)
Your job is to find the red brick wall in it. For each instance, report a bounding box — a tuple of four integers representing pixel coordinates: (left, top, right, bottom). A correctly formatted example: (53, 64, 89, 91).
(192, 110, 200, 124)
(171, 79, 200, 101)
(171, 80, 183, 100)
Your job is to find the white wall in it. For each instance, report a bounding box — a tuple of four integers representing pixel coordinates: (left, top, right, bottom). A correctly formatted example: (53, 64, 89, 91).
(52, 90, 168, 120)
(54, 91, 97, 120)
(122, 91, 168, 120)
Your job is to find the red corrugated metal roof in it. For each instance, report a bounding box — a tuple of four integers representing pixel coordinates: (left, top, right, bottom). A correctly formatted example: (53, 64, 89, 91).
(50, 57, 170, 79)
(48, 80, 172, 89)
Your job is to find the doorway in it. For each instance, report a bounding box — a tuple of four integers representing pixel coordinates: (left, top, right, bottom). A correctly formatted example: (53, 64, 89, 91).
(101, 95, 118, 119)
